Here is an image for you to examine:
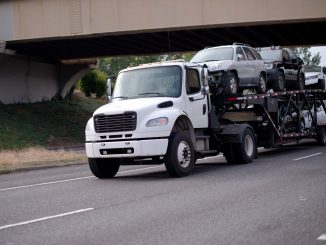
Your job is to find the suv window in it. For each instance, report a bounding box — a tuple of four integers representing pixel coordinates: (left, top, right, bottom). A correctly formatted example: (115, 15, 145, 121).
(236, 47, 246, 60)
(282, 50, 290, 61)
(251, 48, 262, 60)
(186, 69, 201, 94)
(243, 47, 256, 60)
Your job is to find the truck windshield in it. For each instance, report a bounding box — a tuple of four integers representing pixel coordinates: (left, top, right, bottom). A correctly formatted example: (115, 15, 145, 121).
(191, 47, 234, 63)
(112, 66, 182, 99)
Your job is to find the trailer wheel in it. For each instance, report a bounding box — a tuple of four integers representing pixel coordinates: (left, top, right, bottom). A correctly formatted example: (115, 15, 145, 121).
(273, 72, 285, 92)
(317, 127, 326, 146)
(223, 128, 256, 164)
(225, 72, 238, 95)
(165, 131, 195, 177)
(256, 73, 267, 94)
(89, 158, 120, 178)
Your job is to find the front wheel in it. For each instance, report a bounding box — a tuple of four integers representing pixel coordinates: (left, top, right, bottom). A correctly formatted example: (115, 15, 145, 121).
(297, 73, 305, 90)
(165, 131, 195, 177)
(256, 73, 267, 94)
(225, 72, 238, 95)
(273, 72, 285, 92)
(89, 158, 120, 178)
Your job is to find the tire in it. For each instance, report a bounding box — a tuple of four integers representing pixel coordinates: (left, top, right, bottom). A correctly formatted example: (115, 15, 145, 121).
(89, 158, 120, 178)
(225, 72, 238, 95)
(317, 127, 326, 146)
(273, 72, 285, 92)
(318, 79, 325, 90)
(223, 127, 256, 164)
(165, 131, 195, 177)
(256, 73, 267, 94)
(297, 73, 305, 90)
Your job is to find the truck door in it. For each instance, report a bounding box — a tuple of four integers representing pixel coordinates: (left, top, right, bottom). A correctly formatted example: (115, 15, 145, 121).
(184, 68, 208, 128)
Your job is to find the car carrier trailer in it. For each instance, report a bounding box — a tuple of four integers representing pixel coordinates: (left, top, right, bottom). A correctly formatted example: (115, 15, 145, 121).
(85, 61, 326, 178)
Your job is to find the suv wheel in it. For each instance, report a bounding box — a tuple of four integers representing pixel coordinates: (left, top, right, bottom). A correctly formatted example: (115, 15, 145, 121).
(225, 72, 238, 95)
(273, 72, 285, 92)
(256, 74, 267, 94)
(297, 73, 305, 90)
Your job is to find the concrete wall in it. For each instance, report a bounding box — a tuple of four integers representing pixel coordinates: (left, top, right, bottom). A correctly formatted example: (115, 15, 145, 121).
(0, 53, 93, 104)
(0, 54, 58, 104)
(1, 0, 326, 41)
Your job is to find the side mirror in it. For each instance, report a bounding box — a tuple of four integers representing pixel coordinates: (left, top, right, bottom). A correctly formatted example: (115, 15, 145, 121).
(201, 65, 209, 86)
(237, 54, 243, 60)
(107, 78, 112, 101)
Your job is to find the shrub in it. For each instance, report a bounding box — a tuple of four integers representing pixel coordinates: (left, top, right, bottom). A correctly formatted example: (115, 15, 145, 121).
(80, 70, 107, 98)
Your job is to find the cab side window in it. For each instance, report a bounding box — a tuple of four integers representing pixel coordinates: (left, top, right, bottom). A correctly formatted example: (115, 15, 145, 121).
(186, 69, 201, 94)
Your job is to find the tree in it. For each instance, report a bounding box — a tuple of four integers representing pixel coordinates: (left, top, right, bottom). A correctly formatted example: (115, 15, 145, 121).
(293, 47, 321, 65)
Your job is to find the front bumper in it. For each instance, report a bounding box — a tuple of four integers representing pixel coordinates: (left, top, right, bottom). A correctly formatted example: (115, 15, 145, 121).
(86, 138, 169, 158)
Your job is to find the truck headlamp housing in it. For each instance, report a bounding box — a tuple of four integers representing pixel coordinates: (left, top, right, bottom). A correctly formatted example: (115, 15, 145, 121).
(85, 120, 91, 131)
(146, 117, 169, 127)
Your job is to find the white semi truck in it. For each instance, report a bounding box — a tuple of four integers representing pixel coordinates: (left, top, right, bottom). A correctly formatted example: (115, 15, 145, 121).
(85, 60, 326, 178)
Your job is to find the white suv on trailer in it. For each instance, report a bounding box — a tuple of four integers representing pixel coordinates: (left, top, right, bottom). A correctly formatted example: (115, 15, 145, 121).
(190, 43, 267, 95)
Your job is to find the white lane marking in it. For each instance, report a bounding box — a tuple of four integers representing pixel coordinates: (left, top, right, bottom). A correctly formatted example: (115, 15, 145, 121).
(0, 176, 94, 192)
(0, 165, 164, 192)
(318, 234, 326, 241)
(293, 152, 322, 161)
(0, 208, 94, 231)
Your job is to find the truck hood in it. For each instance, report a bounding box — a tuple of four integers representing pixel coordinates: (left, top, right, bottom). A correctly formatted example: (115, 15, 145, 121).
(93, 97, 178, 116)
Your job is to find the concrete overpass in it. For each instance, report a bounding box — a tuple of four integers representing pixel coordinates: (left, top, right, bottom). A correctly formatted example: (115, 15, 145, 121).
(1, 0, 326, 103)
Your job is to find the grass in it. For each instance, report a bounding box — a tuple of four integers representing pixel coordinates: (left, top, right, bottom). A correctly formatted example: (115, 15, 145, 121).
(0, 95, 105, 150)
(0, 147, 87, 173)
(0, 94, 105, 173)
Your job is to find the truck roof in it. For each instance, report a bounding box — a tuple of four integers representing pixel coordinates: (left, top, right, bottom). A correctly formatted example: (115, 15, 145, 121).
(119, 60, 197, 73)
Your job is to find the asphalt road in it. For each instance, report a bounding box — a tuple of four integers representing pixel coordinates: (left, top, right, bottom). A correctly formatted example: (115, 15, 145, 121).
(0, 141, 326, 245)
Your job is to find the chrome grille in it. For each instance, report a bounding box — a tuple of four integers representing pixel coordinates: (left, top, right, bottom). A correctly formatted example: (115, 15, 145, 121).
(94, 112, 137, 133)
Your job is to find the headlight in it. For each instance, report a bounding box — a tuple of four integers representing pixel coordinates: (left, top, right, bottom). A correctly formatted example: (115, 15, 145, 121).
(146, 117, 169, 127)
(264, 62, 274, 70)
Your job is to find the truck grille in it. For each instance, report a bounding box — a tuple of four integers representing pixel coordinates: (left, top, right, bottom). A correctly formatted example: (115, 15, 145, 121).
(94, 112, 137, 133)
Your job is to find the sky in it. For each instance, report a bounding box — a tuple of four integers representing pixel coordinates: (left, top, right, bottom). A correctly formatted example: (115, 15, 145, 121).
(310, 46, 326, 66)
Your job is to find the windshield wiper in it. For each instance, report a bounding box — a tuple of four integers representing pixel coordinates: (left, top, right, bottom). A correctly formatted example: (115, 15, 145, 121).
(111, 96, 129, 99)
(137, 92, 165, 97)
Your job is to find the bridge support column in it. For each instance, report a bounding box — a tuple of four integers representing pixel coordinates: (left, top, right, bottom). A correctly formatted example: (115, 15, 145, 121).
(0, 52, 96, 104)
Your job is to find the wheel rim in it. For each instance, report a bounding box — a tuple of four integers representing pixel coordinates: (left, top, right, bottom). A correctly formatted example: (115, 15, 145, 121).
(260, 76, 266, 92)
(244, 134, 254, 157)
(229, 76, 237, 94)
(177, 141, 191, 168)
(278, 75, 284, 90)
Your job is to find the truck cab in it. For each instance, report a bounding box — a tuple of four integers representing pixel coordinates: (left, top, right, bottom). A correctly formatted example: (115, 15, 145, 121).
(86, 61, 216, 177)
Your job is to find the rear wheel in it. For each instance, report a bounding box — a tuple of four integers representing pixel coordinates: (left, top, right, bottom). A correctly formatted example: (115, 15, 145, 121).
(89, 158, 120, 178)
(223, 127, 256, 164)
(256, 73, 267, 94)
(273, 72, 285, 92)
(165, 131, 195, 177)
